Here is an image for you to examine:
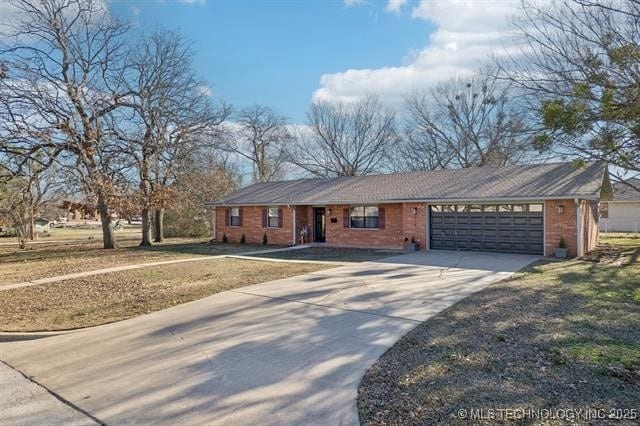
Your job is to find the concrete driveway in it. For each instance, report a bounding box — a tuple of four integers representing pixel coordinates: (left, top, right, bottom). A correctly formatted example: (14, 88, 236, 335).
(0, 251, 538, 425)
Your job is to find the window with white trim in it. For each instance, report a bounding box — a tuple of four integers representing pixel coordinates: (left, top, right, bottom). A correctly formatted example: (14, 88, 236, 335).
(230, 207, 241, 227)
(350, 206, 379, 228)
(268, 208, 279, 228)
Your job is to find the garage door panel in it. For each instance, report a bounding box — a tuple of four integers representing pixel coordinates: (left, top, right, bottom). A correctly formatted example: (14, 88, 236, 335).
(430, 204, 543, 255)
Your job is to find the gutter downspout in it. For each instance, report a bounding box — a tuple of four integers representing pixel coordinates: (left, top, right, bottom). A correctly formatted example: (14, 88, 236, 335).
(291, 206, 296, 246)
(212, 207, 217, 241)
(575, 199, 582, 257)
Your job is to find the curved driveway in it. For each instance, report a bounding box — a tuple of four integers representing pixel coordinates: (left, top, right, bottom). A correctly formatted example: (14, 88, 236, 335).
(0, 251, 538, 425)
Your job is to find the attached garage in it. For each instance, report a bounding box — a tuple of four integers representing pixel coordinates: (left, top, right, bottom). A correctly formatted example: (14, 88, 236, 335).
(210, 161, 612, 258)
(430, 203, 544, 255)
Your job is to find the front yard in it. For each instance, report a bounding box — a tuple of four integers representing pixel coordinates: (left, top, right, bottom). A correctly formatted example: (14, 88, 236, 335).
(0, 258, 330, 332)
(359, 234, 640, 425)
(0, 239, 273, 286)
(248, 246, 399, 262)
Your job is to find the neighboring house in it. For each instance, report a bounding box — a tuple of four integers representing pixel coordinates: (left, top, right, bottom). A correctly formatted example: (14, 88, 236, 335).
(61, 199, 101, 221)
(599, 179, 640, 233)
(207, 161, 612, 257)
(34, 218, 51, 233)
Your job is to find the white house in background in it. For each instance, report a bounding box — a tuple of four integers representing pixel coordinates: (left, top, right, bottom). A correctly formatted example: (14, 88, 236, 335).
(600, 179, 640, 233)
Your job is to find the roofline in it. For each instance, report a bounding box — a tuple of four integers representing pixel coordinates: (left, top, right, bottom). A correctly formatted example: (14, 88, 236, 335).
(606, 199, 640, 203)
(206, 194, 601, 207)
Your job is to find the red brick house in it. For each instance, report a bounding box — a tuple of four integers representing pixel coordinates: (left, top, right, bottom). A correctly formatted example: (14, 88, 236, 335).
(208, 162, 612, 257)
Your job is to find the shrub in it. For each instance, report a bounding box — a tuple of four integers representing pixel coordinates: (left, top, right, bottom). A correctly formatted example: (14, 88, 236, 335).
(262, 232, 268, 245)
(240, 233, 246, 244)
(163, 207, 211, 238)
(222, 233, 228, 244)
(559, 236, 567, 249)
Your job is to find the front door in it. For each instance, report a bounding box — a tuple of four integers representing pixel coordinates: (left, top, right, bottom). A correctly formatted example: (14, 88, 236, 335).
(313, 208, 326, 243)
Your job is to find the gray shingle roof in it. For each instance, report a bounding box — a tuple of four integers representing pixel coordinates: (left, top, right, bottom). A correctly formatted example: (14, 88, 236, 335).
(611, 179, 640, 201)
(210, 161, 609, 206)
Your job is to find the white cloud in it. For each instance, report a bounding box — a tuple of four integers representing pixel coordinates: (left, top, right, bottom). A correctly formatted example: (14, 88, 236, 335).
(385, 0, 407, 13)
(313, 0, 522, 105)
(197, 85, 213, 97)
(344, 0, 365, 6)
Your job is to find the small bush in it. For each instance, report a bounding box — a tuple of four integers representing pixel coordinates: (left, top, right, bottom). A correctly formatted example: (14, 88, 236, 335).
(558, 236, 567, 249)
(222, 233, 228, 244)
(240, 233, 246, 244)
(262, 233, 268, 245)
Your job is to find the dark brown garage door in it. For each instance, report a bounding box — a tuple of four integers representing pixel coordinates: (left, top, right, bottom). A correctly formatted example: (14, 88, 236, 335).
(430, 204, 544, 255)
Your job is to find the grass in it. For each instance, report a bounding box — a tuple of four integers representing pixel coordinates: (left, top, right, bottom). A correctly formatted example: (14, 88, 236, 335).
(0, 224, 141, 242)
(0, 238, 277, 286)
(358, 233, 640, 425)
(249, 247, 399, 262)
(0, 258, 330, 332)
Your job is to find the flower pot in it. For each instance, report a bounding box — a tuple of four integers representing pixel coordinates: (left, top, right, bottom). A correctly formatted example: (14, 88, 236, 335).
(406, 242, 419, 252)
(554, 248, 568, 258)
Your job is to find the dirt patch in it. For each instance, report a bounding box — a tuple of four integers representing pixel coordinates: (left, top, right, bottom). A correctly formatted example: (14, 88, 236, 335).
(580, 243, 626, 264)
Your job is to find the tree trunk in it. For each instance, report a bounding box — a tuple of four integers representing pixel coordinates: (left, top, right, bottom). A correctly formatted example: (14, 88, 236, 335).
(29, 209, 35, 240)
(153, 207, 164, 243)
(140, 208, 152, 246)
(97, 194, 117, 249)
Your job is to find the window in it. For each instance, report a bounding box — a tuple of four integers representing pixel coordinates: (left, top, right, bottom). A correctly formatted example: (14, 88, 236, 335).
(529, 204, 543, 212)
(484, 205, 498, 212)
(350, 206, 379, 228)
(469, 205, 482, 212)
(430, 205, 442, 212)
(230, 207, 241, 227)
(443, 205, 457, 212)
(499, 205, 512, 213)
(268, 208, 279, 228)
(513, 204, 525, 213)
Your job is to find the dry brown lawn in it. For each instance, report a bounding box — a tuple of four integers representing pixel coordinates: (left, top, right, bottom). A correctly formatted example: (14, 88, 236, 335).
(0, 258, 330, 332)
(359, 234, 640, 425)
(0, 239, 273, 286)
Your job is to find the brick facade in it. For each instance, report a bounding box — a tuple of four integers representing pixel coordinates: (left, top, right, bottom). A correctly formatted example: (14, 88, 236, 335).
(216, 206, 295, 246)
(217, 199, 599, 257)
(544, 200, 578, 257)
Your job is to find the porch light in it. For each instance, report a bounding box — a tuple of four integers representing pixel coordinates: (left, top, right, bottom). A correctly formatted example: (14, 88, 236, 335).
(557, 205, 564, 214)
(328, 208, 332, 215)
(412, 207, 418, 215)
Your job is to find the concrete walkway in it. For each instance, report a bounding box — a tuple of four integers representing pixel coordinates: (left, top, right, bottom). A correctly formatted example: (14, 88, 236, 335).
(0, 251, 538, 425)
(1, 246, 321, 291)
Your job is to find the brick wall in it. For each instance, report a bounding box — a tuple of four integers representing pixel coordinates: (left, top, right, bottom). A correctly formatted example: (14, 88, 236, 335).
(402, 203, 427, 250)
(323, 203, 427, 250)
(295, 206, 310, 245)
(580, 200, 599, 255)
(216, 206, 294, 246)
(544, 200, 578, 257)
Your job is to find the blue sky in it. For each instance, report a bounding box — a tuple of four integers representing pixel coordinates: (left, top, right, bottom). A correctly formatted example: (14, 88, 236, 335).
(106, 0, 522, 124)
(109, 1, 433, 123)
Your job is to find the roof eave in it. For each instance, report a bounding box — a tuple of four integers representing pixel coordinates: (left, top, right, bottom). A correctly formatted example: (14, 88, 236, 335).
(206, 194, 602, 207)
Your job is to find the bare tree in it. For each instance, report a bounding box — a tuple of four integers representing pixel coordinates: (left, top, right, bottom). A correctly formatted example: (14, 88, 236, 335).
(397, 73, 535, 171)
(0, 0, 134, 249)
(0, 158, 63, 248)
(500, 0, 640, 189)
(289, 96, 397, 177)
(111, 28, 230, 245)
(219, 105, 291, 183)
